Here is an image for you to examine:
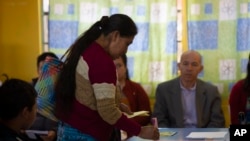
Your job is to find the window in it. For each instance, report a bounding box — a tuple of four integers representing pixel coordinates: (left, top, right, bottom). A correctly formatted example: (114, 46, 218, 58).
(42, 0, 49, 51)
(177, 0, 183, 62)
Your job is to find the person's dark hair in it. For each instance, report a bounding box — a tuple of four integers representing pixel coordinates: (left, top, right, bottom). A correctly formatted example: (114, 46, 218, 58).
(37, 52, 58, 68)
(243, 54, 250, 94)
(55, 14, 137, 115)
(0, 79, 37, 120)
(120, 54, 130, 80)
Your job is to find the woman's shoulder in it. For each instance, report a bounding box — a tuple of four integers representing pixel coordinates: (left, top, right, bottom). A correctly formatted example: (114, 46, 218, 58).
(232, 79, 245, 88)
(83, 42, 113, 66)
(126, 80, 142, 88)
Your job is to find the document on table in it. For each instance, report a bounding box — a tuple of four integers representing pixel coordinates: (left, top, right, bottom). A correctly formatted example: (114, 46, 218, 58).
(186, 131, 227, 139)
(160, 131, 177, 136)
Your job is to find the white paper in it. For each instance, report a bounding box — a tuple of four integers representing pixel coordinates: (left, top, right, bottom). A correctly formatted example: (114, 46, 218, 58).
(25, 130, 48, 140)
(123, 111, 149, 118)
(25, 130, 49, 135)
(186, 131, 227, 139)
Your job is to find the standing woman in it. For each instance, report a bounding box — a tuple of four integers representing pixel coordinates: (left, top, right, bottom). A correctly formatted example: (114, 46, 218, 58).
(229, 53, 250, 125)
(55, 14, 159, 141)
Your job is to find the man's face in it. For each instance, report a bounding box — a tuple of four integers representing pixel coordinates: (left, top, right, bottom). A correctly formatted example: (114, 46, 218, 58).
(178, 52, 203, 83)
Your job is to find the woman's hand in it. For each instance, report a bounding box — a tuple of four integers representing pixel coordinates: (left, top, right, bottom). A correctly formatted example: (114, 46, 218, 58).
(120, 103, 133, 115)
(40, 130, 56, 141)
(138, 126, 160, 140)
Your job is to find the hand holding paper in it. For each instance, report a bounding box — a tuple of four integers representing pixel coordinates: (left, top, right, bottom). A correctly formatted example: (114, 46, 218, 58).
(123, 110, 149, 118)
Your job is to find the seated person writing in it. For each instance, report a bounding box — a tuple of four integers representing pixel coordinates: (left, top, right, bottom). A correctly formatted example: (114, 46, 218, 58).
(152, 50, 225, 128)
(0, 79, 38, 141)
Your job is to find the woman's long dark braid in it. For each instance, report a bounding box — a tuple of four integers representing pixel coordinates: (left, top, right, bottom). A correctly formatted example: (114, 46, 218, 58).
(244, 54, 250, 97)
(55, 14, 137, 116)
(55, 18, 106, 115)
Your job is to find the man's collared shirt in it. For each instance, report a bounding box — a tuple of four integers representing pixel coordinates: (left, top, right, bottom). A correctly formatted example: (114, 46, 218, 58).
(180, 83, 197, 128)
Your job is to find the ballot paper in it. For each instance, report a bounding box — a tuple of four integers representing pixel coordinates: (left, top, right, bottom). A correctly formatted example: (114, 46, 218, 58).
(25, 130, 48, 135)
(160, 131, 176, 136)
(123, 111, 149, 118)
(25, 130, 48, 139)
(186, 131, 227, 139)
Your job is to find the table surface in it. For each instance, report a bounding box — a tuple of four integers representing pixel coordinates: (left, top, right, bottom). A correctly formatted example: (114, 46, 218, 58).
(127, 128, 229, 141)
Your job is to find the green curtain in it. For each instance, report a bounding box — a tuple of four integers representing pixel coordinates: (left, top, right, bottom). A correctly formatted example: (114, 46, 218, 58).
(48, 0, 177, 97)
(187, 0, 250, 98)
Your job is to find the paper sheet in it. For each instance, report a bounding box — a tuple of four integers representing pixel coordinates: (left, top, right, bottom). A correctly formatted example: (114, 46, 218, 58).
(186, 131, 227, 139)
(123, 111, 149, 118)
(25, 130, 48, 135)
(25, 130, 48, 140)
(160, 131, 176, 136)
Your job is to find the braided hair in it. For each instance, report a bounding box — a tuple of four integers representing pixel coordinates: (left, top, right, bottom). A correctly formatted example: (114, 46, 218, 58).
(55, 14, 137, 115)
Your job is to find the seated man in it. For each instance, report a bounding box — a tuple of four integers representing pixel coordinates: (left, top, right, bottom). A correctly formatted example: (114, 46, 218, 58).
(152, 50, 225, 128)
(0, 79, 38, 140)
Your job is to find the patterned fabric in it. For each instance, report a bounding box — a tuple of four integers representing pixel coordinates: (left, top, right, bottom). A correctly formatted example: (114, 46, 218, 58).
(187, 0, 250, 106)
(35, 56, 63, 122)
(57, 121, 96, 141)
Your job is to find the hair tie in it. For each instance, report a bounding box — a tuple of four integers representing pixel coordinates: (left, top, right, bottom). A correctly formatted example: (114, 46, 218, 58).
(99, 16, 109, 30)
